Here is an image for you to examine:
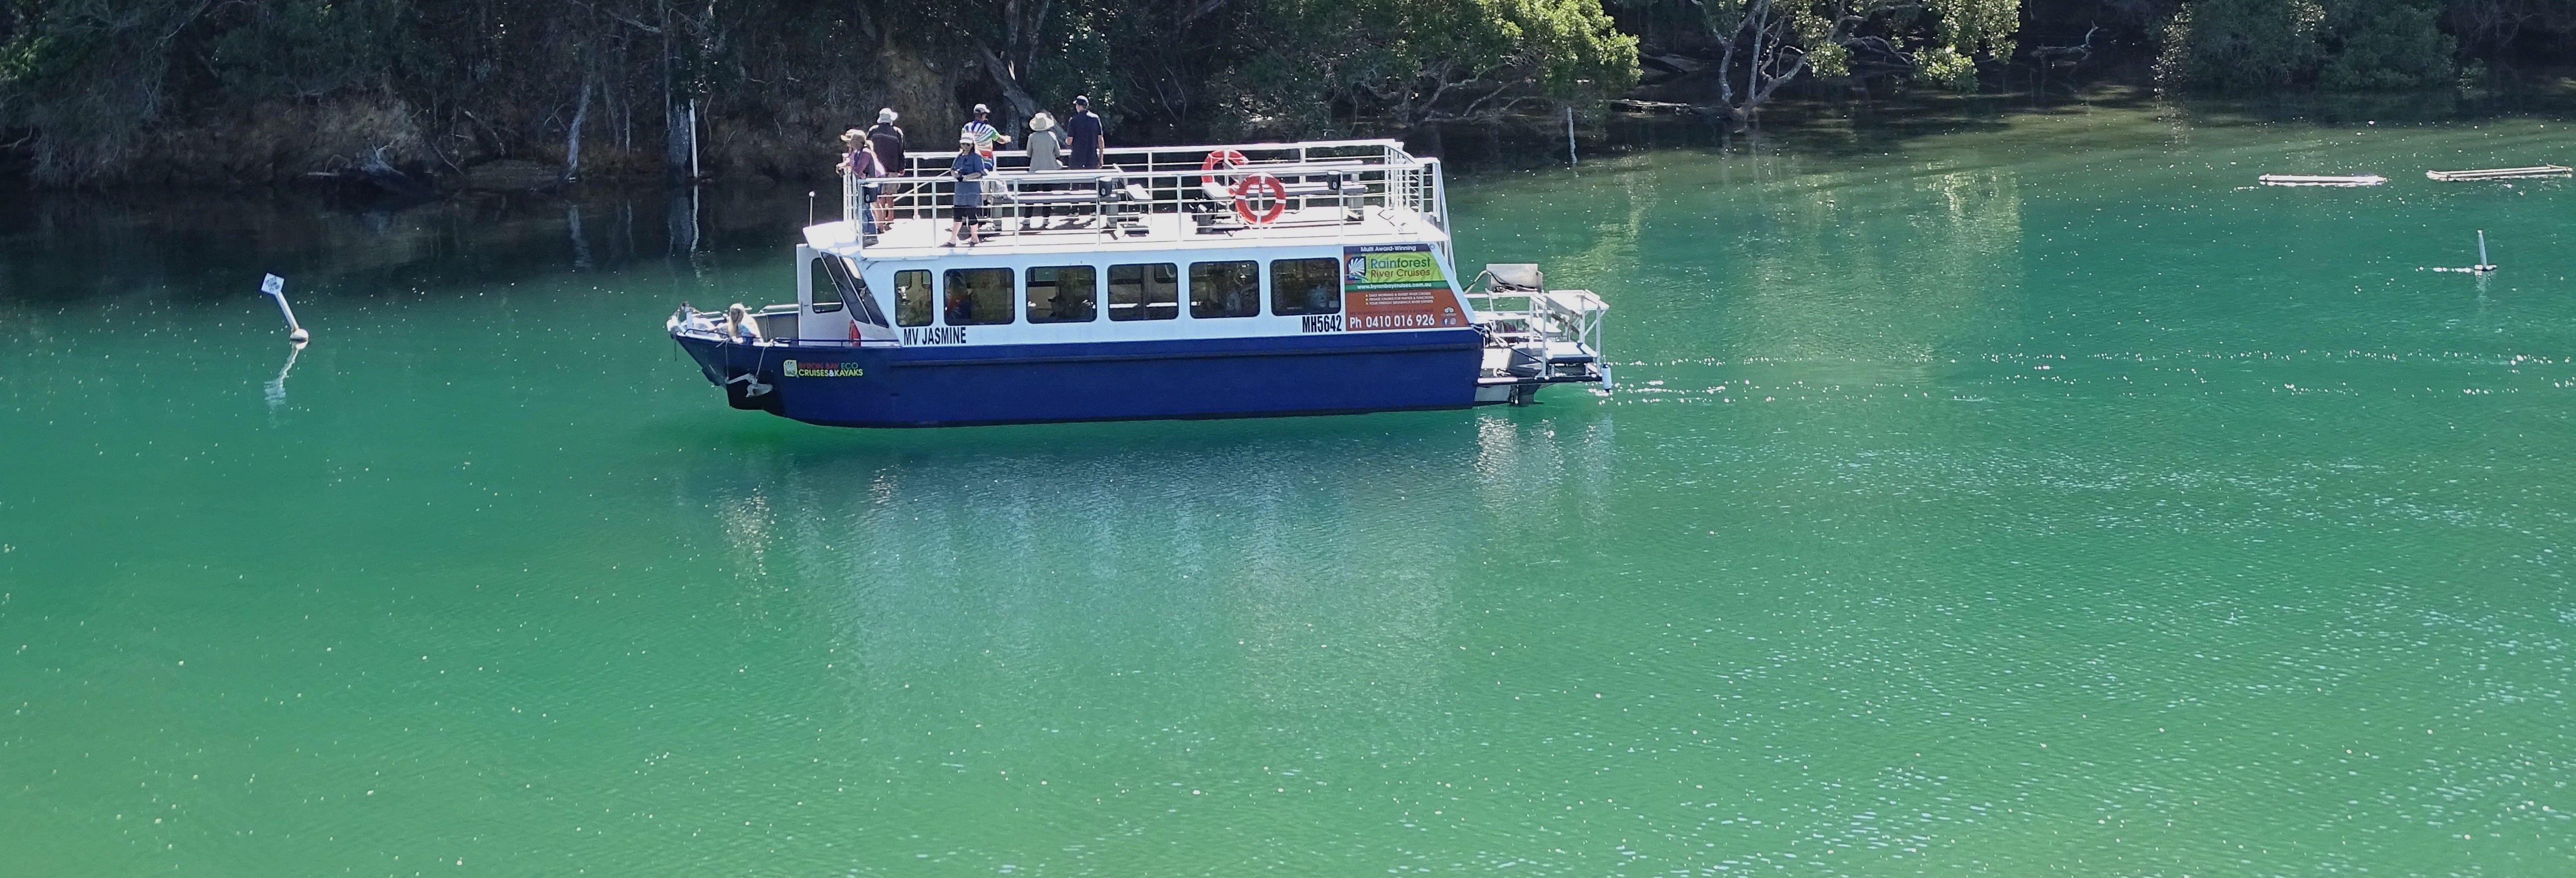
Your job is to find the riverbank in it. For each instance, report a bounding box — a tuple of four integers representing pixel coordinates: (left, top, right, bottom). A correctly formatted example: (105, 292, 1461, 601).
(8, 76, 2573, 206)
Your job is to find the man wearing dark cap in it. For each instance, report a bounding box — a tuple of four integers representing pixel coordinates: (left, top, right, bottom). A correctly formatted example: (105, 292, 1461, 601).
(1065, 95, 1105, 170)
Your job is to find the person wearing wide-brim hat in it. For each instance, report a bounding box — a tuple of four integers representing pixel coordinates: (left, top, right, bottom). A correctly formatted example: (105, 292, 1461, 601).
(1022, 112, 1064, 229)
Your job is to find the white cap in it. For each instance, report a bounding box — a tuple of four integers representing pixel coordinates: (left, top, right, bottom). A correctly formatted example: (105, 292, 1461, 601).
(877, 108, 896, 124)
(972, 103, 990, 115)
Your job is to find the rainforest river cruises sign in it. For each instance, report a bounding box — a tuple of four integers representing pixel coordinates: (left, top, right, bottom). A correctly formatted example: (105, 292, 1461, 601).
(1342, 243, 1464, 331)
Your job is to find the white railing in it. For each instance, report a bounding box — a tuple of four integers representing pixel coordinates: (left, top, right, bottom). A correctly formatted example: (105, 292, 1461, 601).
(833, 139, 1448, 246)
(1463, 263, 1610, 386)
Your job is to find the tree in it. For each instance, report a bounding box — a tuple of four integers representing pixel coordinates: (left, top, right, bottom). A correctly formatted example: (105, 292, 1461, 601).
(1253, 0, 1639, 131)
(1701, 0, 2020, 119)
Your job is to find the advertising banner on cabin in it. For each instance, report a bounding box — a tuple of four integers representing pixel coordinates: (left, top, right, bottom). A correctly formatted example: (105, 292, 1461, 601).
(1343, 243, 1465, 330)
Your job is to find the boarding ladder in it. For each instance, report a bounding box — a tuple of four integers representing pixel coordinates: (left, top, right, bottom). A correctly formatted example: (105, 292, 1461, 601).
(1465, 264, 1611, 404)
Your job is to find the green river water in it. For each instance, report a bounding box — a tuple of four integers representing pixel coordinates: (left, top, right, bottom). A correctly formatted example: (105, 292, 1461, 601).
(3, 97, 2573, 876)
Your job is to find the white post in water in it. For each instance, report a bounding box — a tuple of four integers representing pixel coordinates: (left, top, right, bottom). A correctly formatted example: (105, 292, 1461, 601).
(1565, 107, 1578, 165)
(261, 274, 309, 344)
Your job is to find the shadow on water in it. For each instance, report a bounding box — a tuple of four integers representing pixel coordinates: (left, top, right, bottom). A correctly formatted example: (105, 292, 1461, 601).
(0, 183, 810, 308)
(1432, 82, 2576, 179)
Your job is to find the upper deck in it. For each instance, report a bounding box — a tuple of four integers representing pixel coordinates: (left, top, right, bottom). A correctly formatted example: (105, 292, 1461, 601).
(808, 139, 1453, 261)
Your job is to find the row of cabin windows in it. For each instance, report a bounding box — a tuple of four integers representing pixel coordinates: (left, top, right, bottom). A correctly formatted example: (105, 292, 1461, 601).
(870, 259, 1345, 327)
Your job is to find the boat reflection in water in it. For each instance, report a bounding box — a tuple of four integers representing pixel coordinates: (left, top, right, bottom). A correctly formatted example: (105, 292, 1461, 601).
(679, 409, 1615, 764)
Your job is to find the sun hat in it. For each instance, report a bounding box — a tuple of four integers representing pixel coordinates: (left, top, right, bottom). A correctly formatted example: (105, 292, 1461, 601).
(1029, 112, 1056, 131)
(877, 108, 896, 124)
(840, 128, 863, 143)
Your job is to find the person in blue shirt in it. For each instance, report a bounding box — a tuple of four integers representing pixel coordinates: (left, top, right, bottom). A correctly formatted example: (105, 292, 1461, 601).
(1065, 95, 1105, 169)
(948, 137, 990, 246)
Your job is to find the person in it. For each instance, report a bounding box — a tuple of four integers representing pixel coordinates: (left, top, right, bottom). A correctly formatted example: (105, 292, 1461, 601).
(948, 137, 990, 246)
(724, 303, 763, 342)
(866, 109, 906, 221)
(961, 103, 1010, 158)
(1065, 95, 1105, 170)
(1023, 112, 1062, 228)
(838, 130, 888, 241)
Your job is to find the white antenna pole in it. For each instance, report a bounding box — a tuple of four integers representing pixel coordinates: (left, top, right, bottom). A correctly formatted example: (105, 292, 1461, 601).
(260, 274, 309, 344)
(1565, 107, 1578, 166)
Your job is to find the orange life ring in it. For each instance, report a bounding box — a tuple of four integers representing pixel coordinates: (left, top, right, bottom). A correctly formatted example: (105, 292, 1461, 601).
(1200, 149, 1248, 185)
(1231, 173, 1288, 226)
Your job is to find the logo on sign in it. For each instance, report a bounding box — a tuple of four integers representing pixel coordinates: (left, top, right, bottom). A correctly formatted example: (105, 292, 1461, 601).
(781, 359, 865, 378)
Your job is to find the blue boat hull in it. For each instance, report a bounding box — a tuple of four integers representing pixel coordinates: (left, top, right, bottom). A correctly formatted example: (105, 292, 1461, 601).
(675, 330, 1486, 427)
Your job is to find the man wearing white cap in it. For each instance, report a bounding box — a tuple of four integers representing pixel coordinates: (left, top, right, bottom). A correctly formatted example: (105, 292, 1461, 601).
(865, 109, 906, 226)
(867, 109, 906, 166)
(960, 103, 1010, 158)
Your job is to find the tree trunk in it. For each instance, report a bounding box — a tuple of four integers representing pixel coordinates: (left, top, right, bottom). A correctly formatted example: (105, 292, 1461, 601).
(564, 71, 592, 184)
(974, 42, 1041, 128)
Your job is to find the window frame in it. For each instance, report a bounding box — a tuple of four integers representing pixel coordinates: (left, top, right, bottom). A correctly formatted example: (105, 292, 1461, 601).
(893, 269, 934, 327)
(1267, 257, 1343, 316)
(1107, 262, 1180, 322)
(808, 257, 845, 314)
(942, 267, 1017, 326)
(1188, 260, 1261, 319)
(1025, 265, 1100, 324)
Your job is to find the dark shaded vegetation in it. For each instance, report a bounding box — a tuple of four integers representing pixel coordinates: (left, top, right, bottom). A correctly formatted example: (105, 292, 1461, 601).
(0, 0, 2568, 189)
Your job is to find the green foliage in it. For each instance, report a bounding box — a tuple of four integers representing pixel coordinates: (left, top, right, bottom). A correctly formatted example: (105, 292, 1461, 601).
(1699, 0, 2017, 110)
(2156, 0, 2456, 92)
(1248, 0, 1639, 128)
(205, 0, 414, 101)
(2320, 0, 2453, 89)
(2158, 0, 2325, 90)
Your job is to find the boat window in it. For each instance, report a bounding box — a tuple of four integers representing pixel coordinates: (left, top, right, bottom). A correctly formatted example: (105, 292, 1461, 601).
(1189, 260, 1259, 319)
(838, 258, 892, 328)
(1268, 258, 1341, 315)
(808, 258, 844, 313)
(1108, 263, 1178, 321)
(1026, 266, 1098, 323)
(944, 268, 1015, 325)
(894, 270, 933, 326)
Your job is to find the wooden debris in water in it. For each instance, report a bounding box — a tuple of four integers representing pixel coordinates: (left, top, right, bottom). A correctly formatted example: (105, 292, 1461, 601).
(2426, 165, 2571, 181)
(1609, 99, 1696, 115)
(2258, 174, 2387, 187)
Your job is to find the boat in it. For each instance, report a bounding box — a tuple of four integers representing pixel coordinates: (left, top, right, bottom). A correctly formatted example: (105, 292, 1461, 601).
(666, 139, 1610, 427)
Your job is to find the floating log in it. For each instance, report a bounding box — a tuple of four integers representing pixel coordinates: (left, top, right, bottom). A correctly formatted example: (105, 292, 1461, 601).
(2258, 174, 2386, 187)
(2426, 165, 2571, 181)
(1610, 99, 1698, 115)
